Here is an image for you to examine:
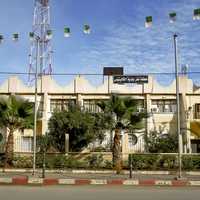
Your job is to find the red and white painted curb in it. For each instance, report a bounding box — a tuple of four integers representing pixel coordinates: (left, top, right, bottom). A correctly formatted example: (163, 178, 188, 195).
(0, 176, 200, 186)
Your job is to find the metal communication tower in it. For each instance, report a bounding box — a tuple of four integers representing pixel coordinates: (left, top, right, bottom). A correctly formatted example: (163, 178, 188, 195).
(29, 0, 53, 82)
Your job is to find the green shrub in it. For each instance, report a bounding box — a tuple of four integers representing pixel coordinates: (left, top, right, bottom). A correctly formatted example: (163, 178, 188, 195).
(13, 156, 33, 168)
(85, 154, 104, 168)
(129, 154, 200, 170)
(103, 160, 113, 169)
(182, 155, 200, 170)
(0, 153, 5, 167)
(129, 154, 160, 170)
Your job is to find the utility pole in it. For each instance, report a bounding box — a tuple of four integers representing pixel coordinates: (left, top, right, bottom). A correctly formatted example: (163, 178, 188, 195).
(173, 33, 182, 179)
(33, 36, 40, 175)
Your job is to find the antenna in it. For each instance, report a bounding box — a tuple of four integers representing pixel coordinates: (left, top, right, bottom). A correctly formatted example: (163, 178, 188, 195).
(28, 0, 53, 82)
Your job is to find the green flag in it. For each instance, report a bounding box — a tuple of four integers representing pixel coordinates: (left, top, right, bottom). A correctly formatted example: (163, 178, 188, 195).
(145, 16, 152, 28)
(193, 8, 200, 20)
(29, 32, 34, 41)
(83, 24, 91, 34)
(12, 33, 19, 41)
(46, 30, 53, 40)
(0, 35, 4, 43)
(169, 12, 176, 23)
(64, 27, 71, 37)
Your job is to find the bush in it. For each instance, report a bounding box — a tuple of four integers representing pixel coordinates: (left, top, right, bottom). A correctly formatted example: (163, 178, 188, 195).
(129, 154, 160, 170)
(85, 154, 104, 168)
(0, 153, 5, 167)
(146, 131, 178, 153)
(36, 154, 88, 169)
(182, 155, 200, 170)
(129, 154, 200, 170)
(13, 156, 33, 168)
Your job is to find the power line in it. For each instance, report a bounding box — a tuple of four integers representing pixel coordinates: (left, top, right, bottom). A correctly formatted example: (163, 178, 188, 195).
(1, 71, 200, 76)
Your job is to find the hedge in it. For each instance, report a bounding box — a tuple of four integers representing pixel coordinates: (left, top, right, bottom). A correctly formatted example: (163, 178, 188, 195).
(129, 154, 200, 170)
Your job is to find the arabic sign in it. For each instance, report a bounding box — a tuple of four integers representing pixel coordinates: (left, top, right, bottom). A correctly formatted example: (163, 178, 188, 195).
(113, 75, 148, 84)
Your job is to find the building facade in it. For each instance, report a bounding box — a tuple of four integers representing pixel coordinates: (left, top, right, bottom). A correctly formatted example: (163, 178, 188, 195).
(0, 75, 200, 154)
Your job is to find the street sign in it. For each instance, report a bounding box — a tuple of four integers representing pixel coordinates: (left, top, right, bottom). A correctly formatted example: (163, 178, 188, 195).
(113, 75, 148, 84)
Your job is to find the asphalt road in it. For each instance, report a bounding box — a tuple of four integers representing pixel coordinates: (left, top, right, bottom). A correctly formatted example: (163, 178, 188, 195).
(0, 186, 199, 200)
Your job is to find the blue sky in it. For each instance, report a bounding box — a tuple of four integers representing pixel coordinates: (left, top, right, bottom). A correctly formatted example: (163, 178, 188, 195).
(0, 0, 200, 85)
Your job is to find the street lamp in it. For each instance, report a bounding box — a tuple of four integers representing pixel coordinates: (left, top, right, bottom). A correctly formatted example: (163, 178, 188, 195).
(145, 12, 183, 178)
(173, 33, 182, 179)
(29, 32, 41, 176)
(29, 29, 53, 175)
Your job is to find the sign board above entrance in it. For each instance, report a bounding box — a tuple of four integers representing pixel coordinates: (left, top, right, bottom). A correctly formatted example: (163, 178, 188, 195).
(103, 67, 124, 76)
(113, 75, 148, 84)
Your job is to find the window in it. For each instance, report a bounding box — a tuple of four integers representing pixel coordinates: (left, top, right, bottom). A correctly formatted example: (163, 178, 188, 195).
(21, 137, 33, 152)
(83, 99, 104, 113)
(195, 104, 200, 119)
(50, 99, 76, 112)
(151, 100, 176, 113)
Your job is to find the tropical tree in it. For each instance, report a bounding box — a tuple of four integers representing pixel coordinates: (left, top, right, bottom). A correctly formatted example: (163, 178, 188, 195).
(146, 130, 178, 153)
(0, 95, 34, 167)
(97, 94, 146, 173)
(48, 105, 111, 152)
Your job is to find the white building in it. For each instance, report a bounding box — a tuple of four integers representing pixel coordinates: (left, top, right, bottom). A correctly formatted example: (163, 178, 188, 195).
(0, 74, 200, 154)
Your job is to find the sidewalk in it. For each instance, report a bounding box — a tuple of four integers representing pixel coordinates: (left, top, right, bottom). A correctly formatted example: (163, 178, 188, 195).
(0, 169, 200, 186)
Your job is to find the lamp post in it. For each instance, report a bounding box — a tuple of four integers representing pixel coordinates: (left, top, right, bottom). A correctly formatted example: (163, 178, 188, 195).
(29, 28, 53, 175)
(32, 35, 40, 176)
(173, 33, 182, 179)
(144, 11, 188, 179)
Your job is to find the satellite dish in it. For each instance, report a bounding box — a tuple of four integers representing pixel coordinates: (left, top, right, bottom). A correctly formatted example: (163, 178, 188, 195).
(0, 133, 3, 143)
(129, 134, 138, 145)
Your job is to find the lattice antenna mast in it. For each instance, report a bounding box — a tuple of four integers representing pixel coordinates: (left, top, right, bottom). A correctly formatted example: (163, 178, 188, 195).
(29, 0, 53, 82)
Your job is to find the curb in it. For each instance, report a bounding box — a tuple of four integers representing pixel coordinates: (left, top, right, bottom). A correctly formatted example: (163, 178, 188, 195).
(0, 176, 200, 186)
(1, 169, 200, 176)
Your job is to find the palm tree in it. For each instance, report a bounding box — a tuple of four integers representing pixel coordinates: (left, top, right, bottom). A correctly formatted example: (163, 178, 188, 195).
(97, 94, 146, 173)
(0, 95, 34, 167)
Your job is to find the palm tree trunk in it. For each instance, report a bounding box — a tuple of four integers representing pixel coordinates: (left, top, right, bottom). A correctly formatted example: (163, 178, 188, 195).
(3, 129, 14, 170)
(112, 128, 122, 174)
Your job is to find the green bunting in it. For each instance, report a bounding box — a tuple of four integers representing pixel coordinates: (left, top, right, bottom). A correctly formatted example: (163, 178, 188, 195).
(64, 27, 71, 37)
(145, 16, 152, 28)
(193, 8, 200, 20)
(12, 33, 19, 41)
(83, 24, 91, 34)
(0, 35, 3, 43)
(29, 32, 34, 41)
(46, 30, 53, 40)
(169, 12, 176, 23)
